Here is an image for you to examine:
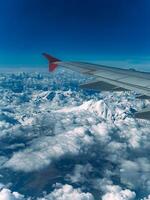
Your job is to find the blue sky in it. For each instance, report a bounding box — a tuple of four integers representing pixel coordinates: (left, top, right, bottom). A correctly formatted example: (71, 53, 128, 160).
(0, 0, 150, 70)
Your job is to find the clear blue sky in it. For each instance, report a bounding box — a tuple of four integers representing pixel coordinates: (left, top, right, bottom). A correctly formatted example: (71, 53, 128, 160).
(0, 0, 150, 69)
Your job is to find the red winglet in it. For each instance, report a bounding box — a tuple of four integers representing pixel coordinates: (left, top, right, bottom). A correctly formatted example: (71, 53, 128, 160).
(42, 53, 60, 72)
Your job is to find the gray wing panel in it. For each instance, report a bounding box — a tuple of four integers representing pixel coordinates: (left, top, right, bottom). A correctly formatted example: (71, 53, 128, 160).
(80, 81, 128, 91)
(136, 95, 150, 99)
(135, 108, 150, 120)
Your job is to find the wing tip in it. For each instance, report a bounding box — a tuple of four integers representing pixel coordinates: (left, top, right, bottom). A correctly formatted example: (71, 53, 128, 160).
(42, 53, 60, 72)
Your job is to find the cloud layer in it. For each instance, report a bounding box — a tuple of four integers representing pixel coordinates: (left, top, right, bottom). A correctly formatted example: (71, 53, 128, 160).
(0, 70, 149, 199)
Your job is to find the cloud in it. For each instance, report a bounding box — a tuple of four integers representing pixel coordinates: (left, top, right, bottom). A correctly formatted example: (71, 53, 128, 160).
(142, 195, 150, 200)
(0, 71, 150, 199)
(66, 163, 93, 183)
(101, 185, 136, 200)
(120, 158, 150, 192)
(93, 178, 136, 200)
(4, 127, 93, 172)
(37, 184, 94, 200)
(0, 188, 24, 200)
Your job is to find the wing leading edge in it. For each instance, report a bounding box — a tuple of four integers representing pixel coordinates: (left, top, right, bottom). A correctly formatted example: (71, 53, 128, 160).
(43, 53, 150, 120)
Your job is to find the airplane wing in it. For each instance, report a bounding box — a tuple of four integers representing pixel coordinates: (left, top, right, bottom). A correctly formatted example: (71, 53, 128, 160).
(43, 53, 150, 120)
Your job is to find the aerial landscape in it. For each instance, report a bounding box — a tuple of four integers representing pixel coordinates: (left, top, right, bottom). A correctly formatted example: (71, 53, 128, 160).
(0, 69, 150, 200)
(0, 0, 150, 200)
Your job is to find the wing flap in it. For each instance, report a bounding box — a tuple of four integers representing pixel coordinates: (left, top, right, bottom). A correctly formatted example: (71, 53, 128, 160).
(136, 95, 150, 99)
(134, 108, 150, 120)
(80, 81, 128, 91)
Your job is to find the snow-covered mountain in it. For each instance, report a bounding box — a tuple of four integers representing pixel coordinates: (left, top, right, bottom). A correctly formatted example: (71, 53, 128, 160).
(0, 69, 149, 200)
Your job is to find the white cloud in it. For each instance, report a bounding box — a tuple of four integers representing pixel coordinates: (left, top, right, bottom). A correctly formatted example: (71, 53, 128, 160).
(37, 184, 94, 200)
(120, 158, 150, 192)
(66, 163, 93, 183)
(92, 178, 136, 200)
(0, 188, 24, 200)
(90, 122, 112, 143)
(142, 195, 150, 200)
(95, 179, 136, 200)
(101, 185, 136, 200)
(4, 127, 93, 172)
(0, 71, 150, 200)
